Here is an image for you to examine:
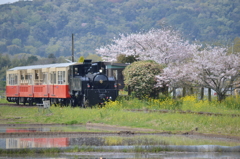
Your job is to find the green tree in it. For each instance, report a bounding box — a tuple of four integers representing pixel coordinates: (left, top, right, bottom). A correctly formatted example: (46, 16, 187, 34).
(27, 55, 38, 65)
(12, 38, 22, 46)
(78, 56, 85, 62)
(7, 45, 21, 54)
(117, 54, 138, 63)
(123, 60, 163, 99)
(86, 53, 102, 62)
(46, 44, 60, 56)
(24, 46, 37, 54)
(0, 41, 6, 53)
(233, 37, 240, 54)
(227, 37, 240, 54)
(48, 53, 56, 63)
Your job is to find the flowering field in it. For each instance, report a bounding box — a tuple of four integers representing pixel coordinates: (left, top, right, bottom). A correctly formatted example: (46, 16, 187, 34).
(0, 96, 239, 136)
(106, 95, 240, 114)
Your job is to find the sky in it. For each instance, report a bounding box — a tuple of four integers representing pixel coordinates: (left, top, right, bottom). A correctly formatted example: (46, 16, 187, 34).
(0, 0, 18, 5)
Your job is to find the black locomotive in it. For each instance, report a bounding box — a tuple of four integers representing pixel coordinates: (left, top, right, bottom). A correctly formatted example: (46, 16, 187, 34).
(69, 60, 118, 107)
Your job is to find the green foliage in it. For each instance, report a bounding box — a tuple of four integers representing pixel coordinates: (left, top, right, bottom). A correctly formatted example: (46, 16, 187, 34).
(78, 56, 85, 63)
(123, 60, 163, 99)
(85, 53, 102, 62)
(117, 54, 138, 63)
(228, 37, 240, 54)
(0, 0, 240, 57)
(27, 55, 38, 64)
(12, 38, 22, 46)
(221, 96, 240, 110)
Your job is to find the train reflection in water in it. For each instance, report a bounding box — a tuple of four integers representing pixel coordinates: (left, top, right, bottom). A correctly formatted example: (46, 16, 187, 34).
(6, 138, 69, 149)
(0, 128, 110, 149)
(3, 137, 109, 149)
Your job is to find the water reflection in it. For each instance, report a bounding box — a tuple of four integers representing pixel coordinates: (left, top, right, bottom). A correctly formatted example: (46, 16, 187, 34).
(1, 152, 240, 159)
(1, 135, 240, 150)
(5, 138, 69, 149)
(0, 125, 100, 133)
(1, 127, 240, 159)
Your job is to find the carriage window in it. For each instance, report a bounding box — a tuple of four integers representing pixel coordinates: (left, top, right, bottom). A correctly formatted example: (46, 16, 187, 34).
(9, 74, 18, 85)
(58, 71, 65, 84)
(50, 72, 56, 84)
(21, 75, 24, 80)
(43, 73, 48, 84)
(113, 70, 118, 80)
(27, 74, 32, 84)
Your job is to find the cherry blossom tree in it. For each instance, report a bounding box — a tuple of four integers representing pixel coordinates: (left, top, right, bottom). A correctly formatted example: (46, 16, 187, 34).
(96, 28, 240, 101)
(158, 46, 240, 101)
(96, 28, 199, 65)
(191, 47, 240, 101)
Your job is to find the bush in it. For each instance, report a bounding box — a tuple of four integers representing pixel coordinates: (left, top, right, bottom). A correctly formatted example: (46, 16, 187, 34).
(123, 60, 164, 99)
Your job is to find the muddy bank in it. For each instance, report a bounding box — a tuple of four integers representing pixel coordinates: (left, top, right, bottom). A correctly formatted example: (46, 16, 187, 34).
(0, 123, 240, 143)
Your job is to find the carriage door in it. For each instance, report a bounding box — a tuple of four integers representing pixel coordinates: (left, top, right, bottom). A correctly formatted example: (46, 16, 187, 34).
(6, 72, 19, 97)
(50, 71, 57, 97)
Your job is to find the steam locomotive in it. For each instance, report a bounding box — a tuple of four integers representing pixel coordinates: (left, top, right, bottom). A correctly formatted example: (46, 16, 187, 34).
(6, 60, 126, 107)
(69, 60, 118, 107)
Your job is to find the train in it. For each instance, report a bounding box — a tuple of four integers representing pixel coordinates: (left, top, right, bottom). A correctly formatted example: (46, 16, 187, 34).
(6, 60, 127, 107)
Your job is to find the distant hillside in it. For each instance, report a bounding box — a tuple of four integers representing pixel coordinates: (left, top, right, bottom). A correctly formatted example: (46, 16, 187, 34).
(0, 0, 239, 58)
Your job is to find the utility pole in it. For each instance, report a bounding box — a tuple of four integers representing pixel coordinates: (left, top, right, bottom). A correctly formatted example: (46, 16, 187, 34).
(72, 34, 74, 62)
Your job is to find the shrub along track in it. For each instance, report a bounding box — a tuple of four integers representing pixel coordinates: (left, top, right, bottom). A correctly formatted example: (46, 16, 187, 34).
(1, 103, 240, 117)
(126, 109, 240, 117)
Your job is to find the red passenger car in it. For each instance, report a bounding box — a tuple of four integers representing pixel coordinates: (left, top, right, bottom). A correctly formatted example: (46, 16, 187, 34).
(6, 63, 74, 105)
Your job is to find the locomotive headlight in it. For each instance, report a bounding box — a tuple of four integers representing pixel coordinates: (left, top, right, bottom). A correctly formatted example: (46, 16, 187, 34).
(99, 69, 103, 73)
(87, 83, 90, 88)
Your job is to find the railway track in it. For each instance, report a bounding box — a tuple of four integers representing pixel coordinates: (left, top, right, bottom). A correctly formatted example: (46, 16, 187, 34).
(0, 103, 37, 107)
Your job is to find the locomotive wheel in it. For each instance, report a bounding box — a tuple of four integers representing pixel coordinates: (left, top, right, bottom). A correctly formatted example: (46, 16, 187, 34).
(83, 99, 89, 108)
(70, 98, 76, 107)
(29, 98, 33, 106)
(16, 98, 19, 105)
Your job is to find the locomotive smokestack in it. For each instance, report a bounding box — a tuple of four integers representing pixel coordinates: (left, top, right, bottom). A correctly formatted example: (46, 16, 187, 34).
(72, 33, 74, 62)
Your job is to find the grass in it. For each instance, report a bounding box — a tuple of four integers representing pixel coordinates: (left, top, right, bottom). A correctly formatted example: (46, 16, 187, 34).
(0, 95, 239, 137)
(103, 135, 240, 146)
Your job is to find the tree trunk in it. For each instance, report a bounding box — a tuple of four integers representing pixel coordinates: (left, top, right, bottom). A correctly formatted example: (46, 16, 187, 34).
(173, 87, 176, 99)
(208, 88, 211, 102)
(182, 87, 186, 97)
(162, 86, 169, 96)
(217, 93, 226, 102)
(190, 87, 194, 95)
(128, 85, 131, 96)
(200, 87, 204, 100)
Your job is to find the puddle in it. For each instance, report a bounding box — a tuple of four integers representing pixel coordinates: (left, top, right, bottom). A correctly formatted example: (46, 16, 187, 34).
(0, 135, 239, 149)
(1, 152, 240, 159)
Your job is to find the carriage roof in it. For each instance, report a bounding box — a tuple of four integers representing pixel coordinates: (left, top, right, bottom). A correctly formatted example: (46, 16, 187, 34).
(7, 62, 128, 72)
(8, 62, 76, 71)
